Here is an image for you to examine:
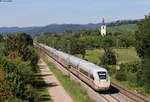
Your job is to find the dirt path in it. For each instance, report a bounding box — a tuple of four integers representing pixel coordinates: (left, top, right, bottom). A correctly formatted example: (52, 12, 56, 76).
(38, 59, 74, 102)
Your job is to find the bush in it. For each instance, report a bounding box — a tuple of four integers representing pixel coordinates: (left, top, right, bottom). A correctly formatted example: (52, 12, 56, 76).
(119, 61, 141, 72)
(120, 61, 143, 86)
(126, 72, 137, 85)
(0, 57, 39, 101)
(0, 33, 41, 101)
(21, 47, 39, 71)
(136, 70, 144, 86)
(115, 71, 127, 81)
(100, 49, 117, 65)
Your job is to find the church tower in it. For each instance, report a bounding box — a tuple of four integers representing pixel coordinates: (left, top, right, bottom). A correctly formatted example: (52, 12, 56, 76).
(101, 18, 107, 36)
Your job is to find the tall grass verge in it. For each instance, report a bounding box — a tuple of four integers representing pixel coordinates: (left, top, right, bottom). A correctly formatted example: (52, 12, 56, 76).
(43, 57, 93, 102)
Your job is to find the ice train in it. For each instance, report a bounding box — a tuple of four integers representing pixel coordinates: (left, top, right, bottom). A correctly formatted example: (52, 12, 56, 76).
(37, 43, 110, 91)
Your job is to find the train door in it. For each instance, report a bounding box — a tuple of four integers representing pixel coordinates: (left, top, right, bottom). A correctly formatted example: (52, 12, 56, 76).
(89, 71, 95, 88)
(77, 60, 82, 77)
(76, 63, 80, 77)
(66, 56, 71, 70)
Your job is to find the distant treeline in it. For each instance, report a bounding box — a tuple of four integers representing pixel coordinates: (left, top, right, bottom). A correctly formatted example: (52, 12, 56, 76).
(0, 19, 140, 35)
(108, 19, 141, 27)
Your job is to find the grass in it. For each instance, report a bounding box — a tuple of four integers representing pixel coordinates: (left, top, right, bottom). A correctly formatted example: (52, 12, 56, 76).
(34, 69, 52, 102)
(76, 50, 102, 65)
(114, 48, 140, 62)
(43, 56, 93, 102)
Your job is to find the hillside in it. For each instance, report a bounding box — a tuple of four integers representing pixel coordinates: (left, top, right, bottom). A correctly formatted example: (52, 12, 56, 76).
(107, 24, 138, 34)
(0, 19, 140, 35)
(0, 24, 100, 35)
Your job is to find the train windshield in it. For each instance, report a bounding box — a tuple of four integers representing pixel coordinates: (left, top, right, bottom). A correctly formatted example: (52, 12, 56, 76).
(97, 72, 107, 79)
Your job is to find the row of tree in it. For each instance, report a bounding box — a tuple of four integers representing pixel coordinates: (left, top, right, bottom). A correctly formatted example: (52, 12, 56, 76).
(37, 30, 135, 59)
(0, 33, 39, 101)
(134, 15, 150, 93)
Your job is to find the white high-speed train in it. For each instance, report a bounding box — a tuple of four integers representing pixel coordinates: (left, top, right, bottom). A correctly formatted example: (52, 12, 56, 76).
(37, 43, 110, 91)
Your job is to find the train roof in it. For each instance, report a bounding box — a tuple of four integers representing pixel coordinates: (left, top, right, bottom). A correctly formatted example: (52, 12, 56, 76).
(40, 43, 107, 73)
(57, 50, 69, 60)
(78, 60, 107, 73)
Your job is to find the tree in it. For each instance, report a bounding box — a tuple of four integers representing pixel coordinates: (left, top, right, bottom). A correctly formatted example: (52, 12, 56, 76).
(100, 49, 117, 65)
(135, 15, 150, 58)
(100, 36, 117, 65)
(69, 38, 87, 58)
(135, 14, 150, 93)
(18, 33, 33, 46)
(0, 57, 39, 101)
(4, 33, 39, 71)
(0, 35, 4, 42)
(100, 36, 115, 50)
(0, 33, 40, 101)
(21, 46, 39, 71)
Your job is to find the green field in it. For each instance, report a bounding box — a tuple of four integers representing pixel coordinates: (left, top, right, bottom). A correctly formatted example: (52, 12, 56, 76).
(76, 48, 140, 65)
(114, 48, 140, 63)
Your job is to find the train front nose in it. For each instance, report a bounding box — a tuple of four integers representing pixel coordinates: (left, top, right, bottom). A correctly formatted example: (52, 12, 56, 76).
(99, 80, 110, 90)
(97, 72, 110, 90)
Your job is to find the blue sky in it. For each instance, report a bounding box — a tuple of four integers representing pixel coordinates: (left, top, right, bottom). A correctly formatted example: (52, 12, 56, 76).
(0, 0, 150, 27)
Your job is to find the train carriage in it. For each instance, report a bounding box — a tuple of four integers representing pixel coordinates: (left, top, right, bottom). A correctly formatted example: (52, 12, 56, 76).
(38, 43, 110, 91)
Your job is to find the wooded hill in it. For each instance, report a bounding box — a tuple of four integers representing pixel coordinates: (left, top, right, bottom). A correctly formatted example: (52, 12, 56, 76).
(0, 19, 139, 35)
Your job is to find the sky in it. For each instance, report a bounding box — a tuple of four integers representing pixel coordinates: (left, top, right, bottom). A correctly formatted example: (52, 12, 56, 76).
(0, 0, 150, 27)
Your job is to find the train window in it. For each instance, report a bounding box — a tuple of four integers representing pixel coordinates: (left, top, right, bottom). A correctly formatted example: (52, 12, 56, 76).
(80, 69, 88, 76)
(97, 72, 106, 79)
(90, 74, 94, 80)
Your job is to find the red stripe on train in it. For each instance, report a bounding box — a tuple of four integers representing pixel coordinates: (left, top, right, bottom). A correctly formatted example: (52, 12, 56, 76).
(71, 68, 108, 89)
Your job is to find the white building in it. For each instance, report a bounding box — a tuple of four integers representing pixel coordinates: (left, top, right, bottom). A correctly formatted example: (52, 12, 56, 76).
(101, 18, 107, 36)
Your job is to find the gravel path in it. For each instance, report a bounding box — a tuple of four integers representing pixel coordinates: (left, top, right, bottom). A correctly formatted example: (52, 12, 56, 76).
(38, 59, 74, 102)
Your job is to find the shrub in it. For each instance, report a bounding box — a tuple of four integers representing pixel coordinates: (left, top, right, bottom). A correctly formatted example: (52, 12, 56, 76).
(119, 61, 141, 72)
(21, 47, 39, 71)
(126, 72, 137, 85)
(136, 70, 144, 86)
(0, 57, 39, 101)
(115, 71, 127, 81)
(100, 49, 117, 65)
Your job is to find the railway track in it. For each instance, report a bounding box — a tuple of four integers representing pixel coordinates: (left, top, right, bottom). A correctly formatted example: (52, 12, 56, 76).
(36, 44, 150, 102)
(111, 82, 150, 102)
